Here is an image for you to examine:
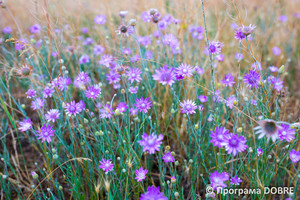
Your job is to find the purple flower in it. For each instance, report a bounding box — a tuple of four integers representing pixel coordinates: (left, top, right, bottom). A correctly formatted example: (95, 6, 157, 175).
(222, 133, 248, 156)
(122, 48, 131, 55)
(193, 66, 205, 75)
(234, 29, 246, 42)
(130, 54, 140, 63)
(79, 55, 90, 65)
(138, 36, 151, 46)
(240, 24, 256, 36)
(135, 97, 152, 113)
(257, 148, 263, 156)
(162, 152, 175, 163)
(278, 124, 295, 142)
(278, 15, 288, 22)
(141, 11, 152, 22)
(176, 63, 193, 78)
(188, 25, 204, 40)
(225, 95, 236, 109)
(210, 170, 229, 190)
(269, 66, 278, 73)
(140, 186, 167, 200)
(45, 109, 60, 123)
(93, 45, 105, 55)
(81, 27, 89, 34)
(106, 70, 121, 84)
(116, 102, 128, 113)
(268, 76, 284, 92)
(43, 86, 54, 98)
(163, 34, 178, 46)
(243, 70, 260, 89)
(64, 101, 80, 116)
(26, 89, 36, 98)
(30, 24, 41, 34)
(135, 167, 148, 182)
(251, 99, 257, 105)
(99, 54, 113, 68)
(51, 52, 58, 57)
(180, 100, 197, 115)
(250, 62, 262, 71)
(18, 118, 32, 132)
(130, 107, 138, 116)
(208, 41, 224, 54)
(74, 72, 91, 87)
(83, 37, 93, 45)
(198, 95, 208, 103)
(230, 175, 242, 185)
(212, 90, 222, 102)
(94, 15, 106, 25)
(216, 54, 225, 62)
(56, 76, 72, 91)
(152, 65, 175, 86)
(85, 85, 101, 99)
(289, 149, 300, 163)
(272, 46, 281, 56)
(221, 73, 235, 87)
(3, 27, 12, 34)
(15, 39, 27, 50)
(126, 67, 142, 83)
(31, 98, 45, 110)
(235, 52, 244, 61)
(37, 124, 55, 143)
(99, 158, 114, 172)
(129, 86, 138, 94)
(210, 127, 229, 148)
(100, 104, 113, 119)
(138, 133, 163, 154)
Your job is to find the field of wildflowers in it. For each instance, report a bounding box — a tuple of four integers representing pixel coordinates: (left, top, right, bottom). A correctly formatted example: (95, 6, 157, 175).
(0, 0, 300, 199)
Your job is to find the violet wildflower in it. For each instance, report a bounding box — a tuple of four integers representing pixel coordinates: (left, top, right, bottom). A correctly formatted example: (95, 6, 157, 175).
(30, 24, 41, 34)
(257, 148, 263, 156)
(138, 133, 163, 154)
(135, 97, 152, 113)
(31, 171, 38, 179)
(138, 36, 151, 46)
(225, 95, 236, 109)
(235, 52, 244, 61)
(272, 46, 281, 56)
(116, 102, 128, 113)
(79, 55, 90, 65)
(99, 158, 114, 172)
(198, 95, 208, 103)
(278, 124, 295, 142)
(129, 86, 138, 94)
(251, 99, 257, 105)
(26, 89, 36, 98)
(77, 100, 85, 112)
(37, 124, 55, 143)
(176, 63, 193, 78)
(254, 119, 281, 142)
(278, 15, 288, 22)
(94, 15, 106, 25)
(210, 127, 229, 148)
(250, 62, 262, 71)
(18, 118, 32, 132)
(64, 101, 80, 116)
(269, 76, 284, 92)
(135, 167, 148, 182)
(269, 66, 278, 73)
(162, 152, 175, 163)
(126, 67, 142, 83)
(122, 48, 131, 55)
(130, 54, 140, 63)
(81, 27, 89, 34)
(3, 27, 12, 34)
(222, 133, 248, 156)
(130, 107, 138, 116)
(208, 41, 224, 55)
(92, 45, 104, 55)
(106, 70, 121, 84)
(180, 100, 197, 115)
(234, 29, 246, 42)
(230, 176, 242, 185)
(193, 66, 205, 75)
(45, 109, 60, 123)
(119, 10, 128, 18)
(145, 50, 153, 60)
(85, 85, 101, 100)
(83, 37, 93, 45)
(152, 65, 175, 86)
(240, 24, 256, 36)
(243, 70, 260, 89)
(210, 170, 229, 190)
(100, 104, 113, 119)
(140, 186, 167, 200)
(221, 73, 235, 87)
(57, 76, 72, 91)
(216, 54, 225, 62)
(99, 54, 113, 68)
(74, 72, 91, 87)
(15, 39, 27, 50)
(43, 86, 54, 98)
(31, 98, 45, 110)
(212, 90, 222, 102)
(289, 149, 300, 163)
(141, 11, 152, 22)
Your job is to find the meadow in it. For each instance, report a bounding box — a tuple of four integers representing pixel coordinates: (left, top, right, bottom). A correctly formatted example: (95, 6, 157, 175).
(0, 0, 300, 199)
